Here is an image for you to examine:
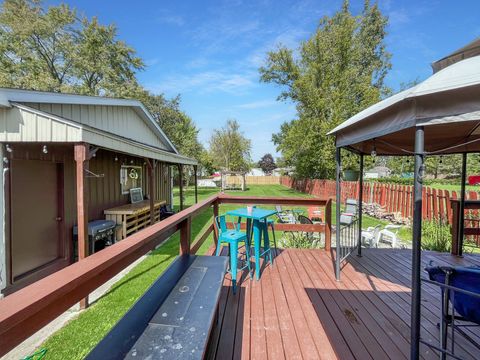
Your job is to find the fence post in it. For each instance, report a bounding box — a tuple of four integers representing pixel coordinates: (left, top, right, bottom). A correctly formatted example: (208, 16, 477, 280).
(213, 201, 219, 248)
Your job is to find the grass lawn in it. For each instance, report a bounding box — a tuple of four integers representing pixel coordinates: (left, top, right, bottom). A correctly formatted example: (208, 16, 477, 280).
(428, 183, 480, 192)
(38, 184, 408, 359)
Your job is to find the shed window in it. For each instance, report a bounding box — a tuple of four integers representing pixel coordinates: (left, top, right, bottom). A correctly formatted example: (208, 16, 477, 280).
(120, 165, 143, 195)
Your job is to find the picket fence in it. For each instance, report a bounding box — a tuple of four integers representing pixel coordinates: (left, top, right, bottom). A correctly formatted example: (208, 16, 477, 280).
(280, 176, 480, 226)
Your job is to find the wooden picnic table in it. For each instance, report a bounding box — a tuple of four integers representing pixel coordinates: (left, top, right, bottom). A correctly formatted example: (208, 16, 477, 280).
(104, 200, 166, 240)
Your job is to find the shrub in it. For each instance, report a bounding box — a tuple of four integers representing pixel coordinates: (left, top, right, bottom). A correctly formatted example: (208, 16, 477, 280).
(421, 218, 451, 252)
(279, 232, 321, 249)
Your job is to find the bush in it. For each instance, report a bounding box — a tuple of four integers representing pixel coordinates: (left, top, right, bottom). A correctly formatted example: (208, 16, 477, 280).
(279, 232, 321, 249)
(421, 218, 451, 252)
(368, 177, 463, 186)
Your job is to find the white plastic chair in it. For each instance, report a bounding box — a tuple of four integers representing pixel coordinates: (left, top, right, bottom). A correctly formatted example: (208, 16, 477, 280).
(361, 225, 381, 247)
(378, 224, 402, 248)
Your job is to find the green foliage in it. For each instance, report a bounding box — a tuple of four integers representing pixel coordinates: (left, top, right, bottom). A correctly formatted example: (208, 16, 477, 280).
(280, 232, 320, 249)
(258, 153, 276, 174)
(261, 1, 391, 179)
(385, 154, 480, 180)
(209, 119, 252, 172)
(138, 92, 204, 158)
(421, 218, 451, 252)
(0, 0, 207, 168)
(0, 0, 143, 94)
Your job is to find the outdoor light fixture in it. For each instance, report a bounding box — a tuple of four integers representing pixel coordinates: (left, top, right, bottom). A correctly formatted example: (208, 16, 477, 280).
(5, 144, 12, 153)
(42, 145, 48, 154)
(371, 140, 377, 158)
(439, 156, 443, 164)
(114, 155, 118, 161)
(130, 160, 134, 164)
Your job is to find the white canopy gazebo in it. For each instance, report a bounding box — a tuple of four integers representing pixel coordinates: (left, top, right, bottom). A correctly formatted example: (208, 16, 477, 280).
(328, 38, 480, 359)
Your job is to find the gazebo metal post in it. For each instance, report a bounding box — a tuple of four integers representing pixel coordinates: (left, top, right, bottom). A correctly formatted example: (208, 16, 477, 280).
(335, 147, 342, 281)
(411, 126, 424, 360)
(357, 153, 364, 257)
(458, 153, 467, 256)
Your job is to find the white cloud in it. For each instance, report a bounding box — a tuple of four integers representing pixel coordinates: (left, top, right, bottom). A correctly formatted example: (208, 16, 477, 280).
(388, 9, 410, 26)
(235, 99, 278, 109)
(146, 70, 257, 95)
(158, 14, 185, 27)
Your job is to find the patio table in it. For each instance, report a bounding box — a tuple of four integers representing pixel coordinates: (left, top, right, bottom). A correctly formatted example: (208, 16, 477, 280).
(226, 207, 277, 280)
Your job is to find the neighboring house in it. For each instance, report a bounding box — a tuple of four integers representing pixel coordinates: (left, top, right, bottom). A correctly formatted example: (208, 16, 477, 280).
(247, 167, 266, 176)
(273, 167, 295, 176)
(0, 88, 196, 294)
(365, 166, 392, 179)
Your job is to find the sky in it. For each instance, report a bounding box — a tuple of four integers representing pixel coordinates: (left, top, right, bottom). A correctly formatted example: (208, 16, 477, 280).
(44, 0, 480, 160)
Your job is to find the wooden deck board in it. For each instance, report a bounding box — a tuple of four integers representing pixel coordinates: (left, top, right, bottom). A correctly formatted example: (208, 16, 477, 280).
(212, 248, 480, 359)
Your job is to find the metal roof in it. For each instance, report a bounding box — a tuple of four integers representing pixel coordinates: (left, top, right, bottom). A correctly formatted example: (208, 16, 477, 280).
(0, 87, 179, 155)
(327, 55, 480, 155)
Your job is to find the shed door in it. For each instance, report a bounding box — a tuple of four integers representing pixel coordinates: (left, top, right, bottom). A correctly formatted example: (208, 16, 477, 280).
(10, 159, 63, 279)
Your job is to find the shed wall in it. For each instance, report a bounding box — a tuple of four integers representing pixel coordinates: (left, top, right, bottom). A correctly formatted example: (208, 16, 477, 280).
(2, 144, 172, 293)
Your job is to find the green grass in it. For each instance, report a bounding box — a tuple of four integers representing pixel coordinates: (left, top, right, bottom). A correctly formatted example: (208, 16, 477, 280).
(428, 183, 479, 192)
(37, 184, 409, 359)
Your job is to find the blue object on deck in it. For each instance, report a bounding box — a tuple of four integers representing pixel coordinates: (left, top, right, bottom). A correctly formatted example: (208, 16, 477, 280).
(426, 266, 480, 324)
(425, 265, 480, 356)
(226, 207, 277, 280)
(214, 214, 251, 293)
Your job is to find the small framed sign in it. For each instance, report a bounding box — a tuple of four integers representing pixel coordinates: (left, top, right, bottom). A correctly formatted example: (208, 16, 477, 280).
(130, 187, 143, 204)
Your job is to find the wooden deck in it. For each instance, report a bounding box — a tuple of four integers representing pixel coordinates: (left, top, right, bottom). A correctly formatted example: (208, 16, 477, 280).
(210, 248, 480, 359)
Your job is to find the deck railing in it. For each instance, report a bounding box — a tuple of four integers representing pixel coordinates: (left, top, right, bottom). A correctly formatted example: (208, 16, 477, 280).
(0, 193, 331, 357)
(337, 218, 360, 263)
(451, 199, 480, 255)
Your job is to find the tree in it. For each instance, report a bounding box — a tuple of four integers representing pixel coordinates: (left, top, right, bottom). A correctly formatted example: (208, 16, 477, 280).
(0, 0, 207, 168)
(0, 0, 144, 95)
(260, 1, 391, 179)
(258, 153, 276, 174)
(209, 119, 252, 171)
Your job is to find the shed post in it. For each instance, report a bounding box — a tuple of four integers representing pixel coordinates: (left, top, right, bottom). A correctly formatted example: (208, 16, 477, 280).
(146, 159, 156, 225)
(178, 164, 184, 211)
(357, 153, 364, 257)
(74, 143, 90, 309)
(335, 147, 342, 281)
(411, 126, 424, 360)
(193, 165, 198, 204)
(457, 153, 467, 256)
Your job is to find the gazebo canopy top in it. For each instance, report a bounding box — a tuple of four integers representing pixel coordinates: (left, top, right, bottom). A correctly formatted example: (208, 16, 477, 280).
(328, 45, 480, 156)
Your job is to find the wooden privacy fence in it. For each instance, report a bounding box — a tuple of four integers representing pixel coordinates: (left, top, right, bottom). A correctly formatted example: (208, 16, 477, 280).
(226, 175, 281, 185)
(0, 192, 331, 357)
(280, 176, 480, 225)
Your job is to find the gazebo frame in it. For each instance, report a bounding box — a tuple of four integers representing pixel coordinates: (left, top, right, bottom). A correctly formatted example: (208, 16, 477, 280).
(329, 40, 480, 359)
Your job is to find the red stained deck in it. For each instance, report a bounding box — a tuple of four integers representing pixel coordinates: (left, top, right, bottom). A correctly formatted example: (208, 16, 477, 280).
(209, 248, 480, 359)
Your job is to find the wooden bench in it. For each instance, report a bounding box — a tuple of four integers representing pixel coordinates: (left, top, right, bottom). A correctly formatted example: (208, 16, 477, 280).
(86, 255, 228, 360)
(104, 200, 167, 240)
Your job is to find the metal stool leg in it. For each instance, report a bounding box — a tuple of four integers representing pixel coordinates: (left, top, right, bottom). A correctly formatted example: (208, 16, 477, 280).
(231, 241, 238, 294)
(269, 222, 277, 264)
(244, 238, 252, 278)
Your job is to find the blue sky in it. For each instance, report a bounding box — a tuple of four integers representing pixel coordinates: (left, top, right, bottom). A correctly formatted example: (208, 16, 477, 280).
(45, 0, 480, 160)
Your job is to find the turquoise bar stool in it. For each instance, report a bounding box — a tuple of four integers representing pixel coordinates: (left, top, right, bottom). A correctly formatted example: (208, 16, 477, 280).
(214, 215, 252, 293)
(252, 206, 277, 263)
